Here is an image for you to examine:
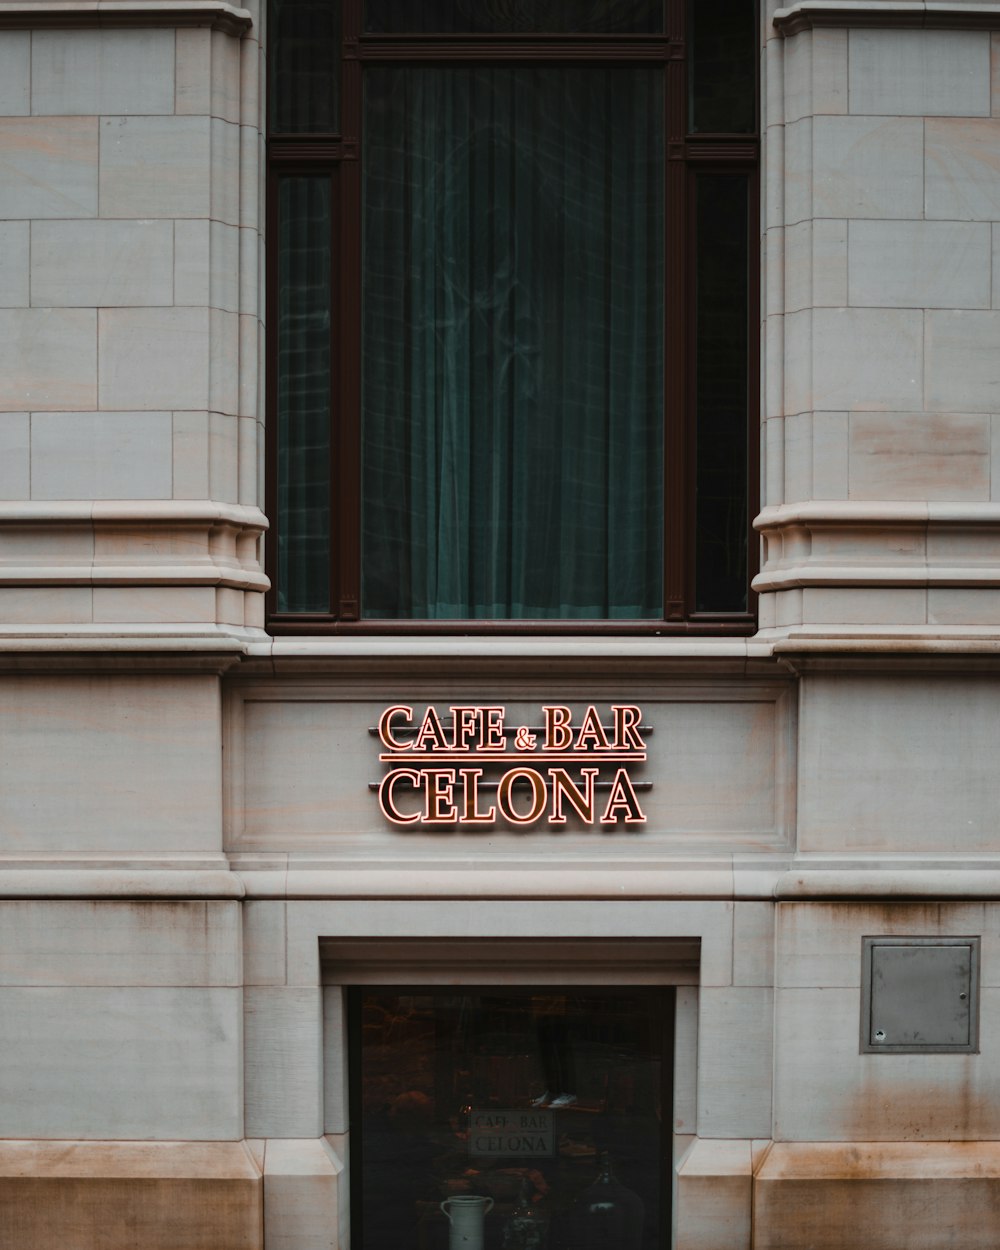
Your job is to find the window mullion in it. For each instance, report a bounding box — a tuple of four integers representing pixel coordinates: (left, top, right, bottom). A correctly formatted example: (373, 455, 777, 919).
(663, 1, 688, 621)
(335, 0, 363, 620)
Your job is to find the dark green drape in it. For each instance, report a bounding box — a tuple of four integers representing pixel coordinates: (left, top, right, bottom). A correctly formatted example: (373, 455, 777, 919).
(362, 66, 664, 619)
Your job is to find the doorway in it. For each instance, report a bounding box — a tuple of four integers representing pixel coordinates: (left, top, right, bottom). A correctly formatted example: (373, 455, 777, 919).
(347, 985, 674, 1250)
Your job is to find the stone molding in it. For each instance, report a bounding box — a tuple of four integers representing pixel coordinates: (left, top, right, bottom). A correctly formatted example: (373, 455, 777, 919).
(0, 500, 267, 591)
(754, 501, 1000, 593)
(0, 869, 246, 897)
(0, 0, 252, 33)
(4, 860, 1000, 900)
(775, 868, 1000, 898)
(774, 1, 1000, 33)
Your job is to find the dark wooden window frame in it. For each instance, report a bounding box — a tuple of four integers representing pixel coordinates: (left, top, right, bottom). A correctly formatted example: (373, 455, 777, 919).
(265, 0, 759, 635)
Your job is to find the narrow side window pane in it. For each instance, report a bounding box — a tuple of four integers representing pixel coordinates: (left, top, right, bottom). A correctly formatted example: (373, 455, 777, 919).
(694, 173, 749, 613)
(270, 0, 341, 133)
(688, 0, 756, 134)
(277, 176, 333, 612)
(362, 66, 664, 620)
(364, 0, 663, 33)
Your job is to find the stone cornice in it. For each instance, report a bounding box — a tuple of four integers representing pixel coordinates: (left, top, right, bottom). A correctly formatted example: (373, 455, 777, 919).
(774, 1, 1000, 34)
(0, 0, 252, 34)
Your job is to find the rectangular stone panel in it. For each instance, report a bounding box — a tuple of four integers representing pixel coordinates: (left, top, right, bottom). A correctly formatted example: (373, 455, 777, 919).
(927, 118, 1000, 221)
(0, 117, 97, 219)
(813, 116, 923, 219)
(773, 986, 1000, 1141)
(848, 221, 990, 311)
(812, 308, 923, 411)
(0, 675, 222, 853)
(0, 900, 242, 988)
(30, 29, 175, 115)
(0, 32, 30, 115)
(30, 410, 173, 499)
(99, 116, 210, 219)
(31, 219, 173, 308)
(697, 987, 774, 1139)
(848, 412, 989, 501)
(244, 985, 324, 1138)
(0, 221, 28, 307)
(798, 674, 1000, 854)
(0, 308, 96, 411)
(99, 308, 210, 411)
(0, 986, 242, 1139)
(926, 310, 1000, 413)
(849, 29, 990, 118)
(226, 685, 795, 851)
(0, 413, 28, 499)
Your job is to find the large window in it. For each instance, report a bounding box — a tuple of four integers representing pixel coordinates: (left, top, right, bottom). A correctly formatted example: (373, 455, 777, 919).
(267, 0, 757, 631)
(349, 985, 673, 1250)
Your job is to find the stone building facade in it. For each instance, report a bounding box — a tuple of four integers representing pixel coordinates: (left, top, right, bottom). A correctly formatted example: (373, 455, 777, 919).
(3, 1, 1000, 1248)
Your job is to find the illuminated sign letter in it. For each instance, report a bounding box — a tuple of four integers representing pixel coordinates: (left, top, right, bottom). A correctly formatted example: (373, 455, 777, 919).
(497, 769, 547, 825)
(600, 768, 646, 825)
(575, 705, 611, 752)
(482, 707, 506, 751)
(424, 769, 458, 822)
(378, 705, 413, 751)
(379, 769, 422, 824)
(450, 706, 480, 752)
(461, 769, 497, 824)
(543, 705, 573, 751)
(414, 706, 448, 752)
(612, 705, 645, 751)
(549, 767, 598, 824)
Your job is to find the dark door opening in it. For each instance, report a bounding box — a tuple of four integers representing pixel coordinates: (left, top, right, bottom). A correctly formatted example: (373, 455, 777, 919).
(348, 985, 675, 1250)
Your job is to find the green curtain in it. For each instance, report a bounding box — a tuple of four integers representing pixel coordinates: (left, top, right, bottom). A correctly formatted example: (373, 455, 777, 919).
(362, 66, 664, 619)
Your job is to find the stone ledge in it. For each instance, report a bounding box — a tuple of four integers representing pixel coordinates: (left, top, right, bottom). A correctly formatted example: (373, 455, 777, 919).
(0, 1140, 261, 1250)
(0, 0, 252, 34)
(755, 1141, 1000, 1250)
(776, 869, 1000, 898)
(0, 869, 246, 898)
(775, 1, 1000, 34)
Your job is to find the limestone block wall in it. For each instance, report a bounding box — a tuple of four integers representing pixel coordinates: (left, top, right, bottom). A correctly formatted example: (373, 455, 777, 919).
(0, 2, 267, 639)
(758, 3, 1000, 637)
(0, 7, 267, 1244)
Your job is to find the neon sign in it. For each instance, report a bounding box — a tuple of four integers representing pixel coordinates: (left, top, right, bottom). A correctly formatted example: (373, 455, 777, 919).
(372, 704, 649, 828)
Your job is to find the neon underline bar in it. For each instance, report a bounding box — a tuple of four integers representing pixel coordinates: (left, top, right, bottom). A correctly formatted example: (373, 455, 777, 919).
(378, 753, 647, 764)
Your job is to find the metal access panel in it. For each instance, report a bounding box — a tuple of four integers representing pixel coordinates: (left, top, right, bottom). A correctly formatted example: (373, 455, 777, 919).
(860, 936, 980, 1054)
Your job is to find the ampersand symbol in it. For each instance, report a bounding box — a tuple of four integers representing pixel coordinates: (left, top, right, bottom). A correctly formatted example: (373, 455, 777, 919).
(514, 726, 536, 751)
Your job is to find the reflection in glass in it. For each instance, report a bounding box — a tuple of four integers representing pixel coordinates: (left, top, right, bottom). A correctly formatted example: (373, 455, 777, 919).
(365, 0, 663, 34)
(269, 0, 341, 133)
(350, 988, 669, 1250)
(694, 174, 749, 613)
(276, 176, 332, 612)
(689, 0, 756, 134)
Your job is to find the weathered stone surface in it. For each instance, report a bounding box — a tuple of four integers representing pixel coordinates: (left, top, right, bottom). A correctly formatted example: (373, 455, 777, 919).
(0, 1140, 261, 1250)
(755, 1142, 1000, 1250)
